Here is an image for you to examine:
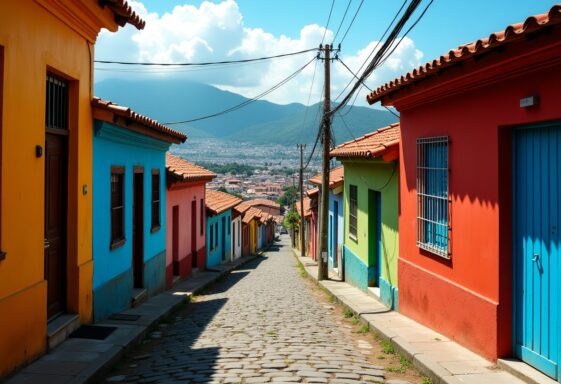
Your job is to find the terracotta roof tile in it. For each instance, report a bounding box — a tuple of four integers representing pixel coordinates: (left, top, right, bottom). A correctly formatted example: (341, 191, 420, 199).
(166, 154, 216, 183)
(99, 0, 146, 30)
(367, 4, 561, 104)
(206, 189, 242, 215)
(244, 198, 280, 209)
(234, 202, 252, 215)
(242, 207, 263, 224)
(309, 166, 344, 189)
(295, 198, 312, 218)
(330, 123, 400, 159)
(92, 97, 186, 143)
(306, 187, 319, 197)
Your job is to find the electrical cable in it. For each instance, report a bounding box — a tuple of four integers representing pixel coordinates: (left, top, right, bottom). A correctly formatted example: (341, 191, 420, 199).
(331, 0, 353, 44)
(95, 48, 318, 66)
(336, 57, 371, 91)
(321, 0, 336, 45)
(384, 105, 400, 118)
(163, 56, 316, 125)
(338, 0, 365, 46)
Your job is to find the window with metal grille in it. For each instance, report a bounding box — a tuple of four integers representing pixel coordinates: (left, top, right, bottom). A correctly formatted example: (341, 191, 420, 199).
(46, 73, 69, 130)
(110, 166, 125, 249)
(200, 199, 204, 235)
(349, 185, 358, 240)
(416, 136, 450, 257)
(151, 170, 161, 232)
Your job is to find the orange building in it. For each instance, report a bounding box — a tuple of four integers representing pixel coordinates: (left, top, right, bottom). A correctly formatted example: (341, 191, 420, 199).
(0, 0, 143, 377)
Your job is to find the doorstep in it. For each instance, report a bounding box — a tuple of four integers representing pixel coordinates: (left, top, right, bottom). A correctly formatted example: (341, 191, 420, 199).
(293, 249, 530, 384)
(47, 313, 81, 351)
(498, 358, 558, 384)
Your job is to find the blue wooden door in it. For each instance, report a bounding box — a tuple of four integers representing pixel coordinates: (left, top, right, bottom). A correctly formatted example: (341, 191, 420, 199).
(514, 123, 560, 379)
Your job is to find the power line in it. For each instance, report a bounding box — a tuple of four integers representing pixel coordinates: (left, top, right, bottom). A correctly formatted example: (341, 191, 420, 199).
(338, 0, 365, 45)
(336, 57, 371, 91)
(94, 48, 318, 66)
(384, 105, 400, 118)
(163, 56, 316, 125)
(321, 0, 336, 45)
(332, 0, 353, 43)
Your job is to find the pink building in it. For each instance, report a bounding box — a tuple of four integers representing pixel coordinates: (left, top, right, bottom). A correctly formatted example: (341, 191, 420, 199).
(165, 154, 216, 288)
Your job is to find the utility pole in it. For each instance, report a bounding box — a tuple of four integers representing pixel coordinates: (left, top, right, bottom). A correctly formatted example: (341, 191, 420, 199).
(297, 144, 306, 257)
(318, 44, 332, 280)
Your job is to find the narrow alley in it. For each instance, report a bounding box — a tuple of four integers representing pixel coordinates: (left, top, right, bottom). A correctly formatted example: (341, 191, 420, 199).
(102, 236, 413, 384)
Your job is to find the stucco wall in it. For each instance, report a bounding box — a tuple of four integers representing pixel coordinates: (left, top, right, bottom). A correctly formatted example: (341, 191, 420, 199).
(92, 121, 169, 320)
(328, 191, 344, 270)
(207, 209, 232, 268)
(232, 216, 242, 260)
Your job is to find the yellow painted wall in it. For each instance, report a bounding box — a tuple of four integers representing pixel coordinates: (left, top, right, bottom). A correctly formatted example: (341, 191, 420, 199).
(0, 0, 121, 376)
(250, 220, 257, 254)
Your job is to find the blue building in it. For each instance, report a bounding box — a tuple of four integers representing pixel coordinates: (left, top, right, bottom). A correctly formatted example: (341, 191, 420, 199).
(92, 98, 186, 321)
(205, 189, 241, 268)
(309, 166, 345, 277)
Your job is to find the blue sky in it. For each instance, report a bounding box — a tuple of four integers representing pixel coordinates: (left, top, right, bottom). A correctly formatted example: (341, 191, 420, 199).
(96, 1, 557, 105)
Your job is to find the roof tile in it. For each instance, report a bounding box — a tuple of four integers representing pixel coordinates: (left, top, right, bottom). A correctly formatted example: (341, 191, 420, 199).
(100, 0, 146, 30)
(330, 123, 400, 159)
(309, 166, 344, 189)
(166, 154, 216, 183)
(206, 189, 242, 215)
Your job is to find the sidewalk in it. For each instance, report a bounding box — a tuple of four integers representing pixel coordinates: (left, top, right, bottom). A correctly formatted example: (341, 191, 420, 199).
(293, 251, 552, 384)
(6, 254, 261, 384)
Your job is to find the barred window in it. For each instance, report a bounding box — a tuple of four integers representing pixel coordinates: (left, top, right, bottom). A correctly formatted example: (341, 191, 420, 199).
(151, 170, 161, 232)
(46, 73, 69, 130)
(111, 166, 125, 249)
(417, 136, 450, 257)
(349, 185, 358, 240)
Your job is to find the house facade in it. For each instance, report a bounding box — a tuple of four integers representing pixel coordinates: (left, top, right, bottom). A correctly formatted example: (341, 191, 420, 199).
(309, 167, 345, 277)
(0, 0, 144, 376)
(92, 98, 186, 321)
(231, 210, 242, 260)
(206, 189, 241, 268)
(165, 154, 216, 287)
(331, 125, 400, 309)
(367, 5, 561, 377)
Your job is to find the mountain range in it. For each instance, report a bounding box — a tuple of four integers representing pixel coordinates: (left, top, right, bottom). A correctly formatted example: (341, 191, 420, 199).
(94, 78, 398, 145)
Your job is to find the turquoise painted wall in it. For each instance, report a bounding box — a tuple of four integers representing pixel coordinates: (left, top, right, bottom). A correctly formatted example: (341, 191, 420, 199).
(92, 121, 169, 321)
(341, 159, 399, 308)
(207, 209, 232, 268)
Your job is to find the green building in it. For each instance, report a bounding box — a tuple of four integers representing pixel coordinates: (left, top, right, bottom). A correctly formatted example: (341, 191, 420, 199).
(331, 123, 400, 309)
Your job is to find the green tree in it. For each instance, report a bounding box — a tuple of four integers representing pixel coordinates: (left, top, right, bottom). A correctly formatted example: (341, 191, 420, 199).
(278, 185, 299, 212)
(283, 207, 300, 229)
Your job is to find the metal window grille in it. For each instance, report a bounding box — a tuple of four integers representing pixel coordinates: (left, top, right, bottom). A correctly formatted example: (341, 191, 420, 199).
(110, 169, 125, 244)
(416, 136, 450, 258)
(151, 172, 160, 230)
(46, 74, 69, 130)
(349, 185, 358, 239)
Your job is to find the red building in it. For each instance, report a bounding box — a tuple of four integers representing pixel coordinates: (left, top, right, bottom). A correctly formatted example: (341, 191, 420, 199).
(166, 154, 216, 287)
(367, 5, 561, 377)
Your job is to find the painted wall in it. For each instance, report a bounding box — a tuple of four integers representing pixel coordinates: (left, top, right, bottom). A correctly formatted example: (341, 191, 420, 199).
(0, 0, 120, 376)
(206, 209, 232, 268)
(393, 38, 561, 360)
(328, 190, 344, 271)
(241, 223, 250, 257)
(342, 160, 399, 307)
(231, 216, 242, 260)
(92, 121, 169, 321)
(250, 219, 257, 254)
(165, 182, 206, 287)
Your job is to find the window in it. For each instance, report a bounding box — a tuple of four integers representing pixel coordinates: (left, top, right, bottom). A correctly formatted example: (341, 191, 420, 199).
(200, 199, 204, 235)
(0, 46, 4, 260)
(110, 166, 125, 249)
(349, 185, 358, 240)
(151, 169, 160, 232)
(417, 136, 450, 257)
(46, 73, 69, 130)
(210, 224, 214, 250)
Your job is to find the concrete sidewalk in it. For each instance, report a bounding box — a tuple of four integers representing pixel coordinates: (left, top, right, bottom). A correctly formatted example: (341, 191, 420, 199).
(6, 254, 261, 384)
(294, 251, 553, 384)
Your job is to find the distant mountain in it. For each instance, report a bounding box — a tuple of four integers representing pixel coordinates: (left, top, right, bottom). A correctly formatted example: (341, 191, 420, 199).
(94, 78, 397, 145)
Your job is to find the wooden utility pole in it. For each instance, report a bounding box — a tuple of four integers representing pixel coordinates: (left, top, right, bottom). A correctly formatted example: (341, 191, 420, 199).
(318, 44, 331, 280)
(297, 144, 306, 257)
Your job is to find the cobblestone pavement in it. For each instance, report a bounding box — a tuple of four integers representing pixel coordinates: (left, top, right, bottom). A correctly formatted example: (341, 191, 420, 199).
(103, 236, 403, 384)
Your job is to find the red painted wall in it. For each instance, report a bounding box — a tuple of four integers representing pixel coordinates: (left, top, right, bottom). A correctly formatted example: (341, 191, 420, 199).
(166, 181, 207, 288)
(394, 36, 561, 360)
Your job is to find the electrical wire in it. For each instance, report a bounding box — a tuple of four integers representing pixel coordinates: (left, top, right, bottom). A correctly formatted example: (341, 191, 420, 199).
(336, 57, 371, 91)
(338, 0, 365, 46)
(163, 56, 316, 125)
(332, 0, 353, 44)
(95, 48, 318, 66)
(321, 0, 336, 45)
(384, 105, 400, 118)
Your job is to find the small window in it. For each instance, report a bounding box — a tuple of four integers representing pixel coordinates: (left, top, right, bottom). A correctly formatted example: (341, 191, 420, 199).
(417, 136, 450, 257)
(349, 185, 358, 240)
(151, 170, 161, 232)
(210, 224, 214, 250)
(200, 199, 204, 235)
(46, 73, 69, 130)
(111, 166, 125, 249)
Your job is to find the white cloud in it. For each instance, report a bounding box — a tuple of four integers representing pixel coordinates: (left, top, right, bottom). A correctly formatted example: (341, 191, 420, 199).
(95, 0, 424, 106)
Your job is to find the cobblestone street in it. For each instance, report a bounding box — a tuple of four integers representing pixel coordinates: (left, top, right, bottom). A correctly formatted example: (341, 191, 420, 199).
(103, 236, 416, 384)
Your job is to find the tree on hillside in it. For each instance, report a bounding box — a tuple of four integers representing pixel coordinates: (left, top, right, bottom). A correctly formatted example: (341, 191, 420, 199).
(278, 185, 299, 214)
(283, 207, 300, 230)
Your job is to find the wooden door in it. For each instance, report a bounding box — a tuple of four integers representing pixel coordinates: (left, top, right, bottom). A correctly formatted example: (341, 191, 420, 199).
(172, 205, 179, 275)
(514, 123, 560, 379)
(45, 133, 67, 319)
(191, 200, 197, 267)
(133, 170, 144, 288)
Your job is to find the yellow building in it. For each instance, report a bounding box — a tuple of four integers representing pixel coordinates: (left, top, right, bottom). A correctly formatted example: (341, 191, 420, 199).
(0, 0, 144, 377)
